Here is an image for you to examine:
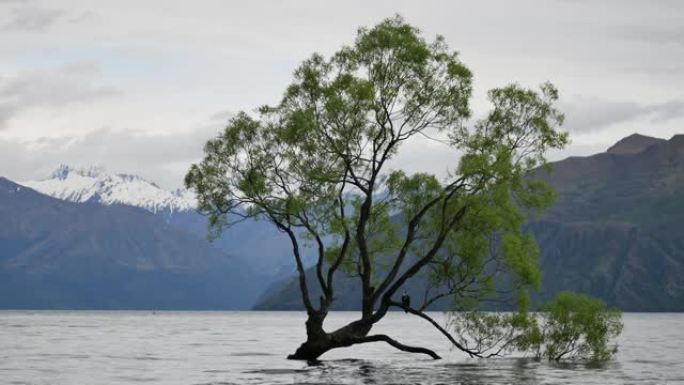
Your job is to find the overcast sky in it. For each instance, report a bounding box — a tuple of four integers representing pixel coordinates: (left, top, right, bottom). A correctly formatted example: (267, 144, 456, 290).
(1, 0, 683, 188)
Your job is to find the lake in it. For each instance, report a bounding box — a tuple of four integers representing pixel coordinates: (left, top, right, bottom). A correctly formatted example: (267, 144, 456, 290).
(0, 311, 682, 384)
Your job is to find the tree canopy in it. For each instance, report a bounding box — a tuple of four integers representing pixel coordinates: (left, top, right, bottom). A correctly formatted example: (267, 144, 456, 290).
(186, 15, 619, 361)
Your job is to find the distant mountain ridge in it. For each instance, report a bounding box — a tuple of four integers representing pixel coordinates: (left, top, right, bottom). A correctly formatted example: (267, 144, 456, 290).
(605, 133, 667, 155)
(20, 165, 312, 278)
(21, 165, 195, 215)
(542, 133, 684, 238)
(0, 177, 264, 309)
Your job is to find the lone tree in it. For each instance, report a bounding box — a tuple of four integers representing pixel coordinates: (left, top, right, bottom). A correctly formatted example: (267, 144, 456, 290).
(186, 16, 571, 360)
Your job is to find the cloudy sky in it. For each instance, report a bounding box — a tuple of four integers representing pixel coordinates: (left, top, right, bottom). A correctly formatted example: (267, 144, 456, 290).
(1, 0, 683, 188)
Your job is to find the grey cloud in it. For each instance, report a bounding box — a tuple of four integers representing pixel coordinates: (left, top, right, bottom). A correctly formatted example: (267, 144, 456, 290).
(0, 64, 119, 130)
(209, 110, 234, 123)
(2, 6, 64, 32)
(0, 0, 682, 188)
(623, 62, 684, 76)
(67, 10, 97, 24)
(649, 100, 684, 122)
(74, 126, 218, 167)
(618, 24, 684, 47)
(559, 97, 684, 133)
(0, 124, 222, 189)
(0, 104, 16, 129)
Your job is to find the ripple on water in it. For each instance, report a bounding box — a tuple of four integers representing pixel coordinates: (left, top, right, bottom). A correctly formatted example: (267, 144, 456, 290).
(114, 376, 160, 382)
(228, 352, 276, 357)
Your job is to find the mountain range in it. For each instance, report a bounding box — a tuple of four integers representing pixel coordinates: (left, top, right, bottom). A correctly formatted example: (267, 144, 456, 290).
(1, 133, 682, 311)
(532, 133, 684, 310)
(20, 165, 312, 277)
(1, 166, 309, 309)
(0, 177, 262, 309)
(21, 164, 195, 215)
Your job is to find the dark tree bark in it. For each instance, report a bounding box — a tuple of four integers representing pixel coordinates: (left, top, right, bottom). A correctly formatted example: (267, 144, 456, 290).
(287, 315, 440, 360)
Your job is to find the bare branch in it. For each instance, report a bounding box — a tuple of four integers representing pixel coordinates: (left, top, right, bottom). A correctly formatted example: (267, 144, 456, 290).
(353, 334, 441, 359)
(389, 301, 482, 358)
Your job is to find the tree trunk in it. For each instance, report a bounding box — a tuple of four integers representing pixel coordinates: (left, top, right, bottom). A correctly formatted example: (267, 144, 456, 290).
(288, 316, 373, 360)
(287, 314, 441, 360)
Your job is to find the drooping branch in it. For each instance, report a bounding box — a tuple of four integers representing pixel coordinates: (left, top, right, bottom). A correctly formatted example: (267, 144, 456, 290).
(353, 334, 441, 359)
(419, 251, 503, 312)
(388, 301, 483, 358)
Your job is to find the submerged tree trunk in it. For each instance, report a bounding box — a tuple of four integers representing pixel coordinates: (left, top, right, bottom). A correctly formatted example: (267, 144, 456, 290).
(287, 313, 440, 360)
(287, 315, 370, 360)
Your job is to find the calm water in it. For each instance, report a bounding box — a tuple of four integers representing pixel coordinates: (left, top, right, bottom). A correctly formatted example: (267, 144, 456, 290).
(0, 311, 682, 385)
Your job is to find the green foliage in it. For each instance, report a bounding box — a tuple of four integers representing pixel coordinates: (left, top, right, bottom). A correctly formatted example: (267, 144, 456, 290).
(447, 311, 540, 357)
(447, 292, 623, 362)
(538, 292, 623, 362)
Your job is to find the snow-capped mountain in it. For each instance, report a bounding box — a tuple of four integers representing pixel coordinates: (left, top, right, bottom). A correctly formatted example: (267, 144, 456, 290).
(0, 176, 265, 310)
(21, 164, 196, 214)
(20, 164, 314, 277)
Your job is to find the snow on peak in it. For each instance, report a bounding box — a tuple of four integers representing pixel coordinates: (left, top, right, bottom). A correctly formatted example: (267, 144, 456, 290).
(21, 165, 196, 214)
(51, 164, 108, 180)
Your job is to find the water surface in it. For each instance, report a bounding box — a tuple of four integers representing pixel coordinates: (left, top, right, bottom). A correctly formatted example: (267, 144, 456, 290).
(0, 311, 682, 384)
